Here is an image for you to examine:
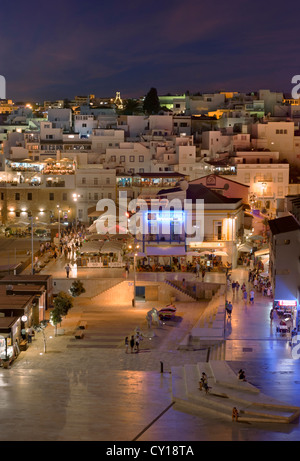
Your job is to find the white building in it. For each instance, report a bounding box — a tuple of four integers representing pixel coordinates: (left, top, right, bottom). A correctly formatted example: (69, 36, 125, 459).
(269, 215, 300, 328)
(74, 115, 98, 136)
(234, 162, 289, 215)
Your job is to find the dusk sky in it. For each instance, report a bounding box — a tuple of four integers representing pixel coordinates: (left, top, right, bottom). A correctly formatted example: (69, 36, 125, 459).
(2, 0, 300, 102)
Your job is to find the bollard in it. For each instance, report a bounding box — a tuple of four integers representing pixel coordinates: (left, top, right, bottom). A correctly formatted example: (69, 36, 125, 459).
(160, 361, 164, 373)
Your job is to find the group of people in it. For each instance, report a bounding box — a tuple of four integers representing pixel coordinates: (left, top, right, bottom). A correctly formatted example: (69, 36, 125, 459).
(248, 270, 273, 297)
(199, 372, 210, 394)
(125, 332, 142, 353)
(225, 300, 233, 318)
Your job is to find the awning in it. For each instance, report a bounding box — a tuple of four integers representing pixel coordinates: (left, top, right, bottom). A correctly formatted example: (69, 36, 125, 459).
(146, 246, 186, 256)
(254, 248, 270, 257)
(238, 243, 253, 253)
(80, 241, 103, 253)
(100, 241, 123, 254)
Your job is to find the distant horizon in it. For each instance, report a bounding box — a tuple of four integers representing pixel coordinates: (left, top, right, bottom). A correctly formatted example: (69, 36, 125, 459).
(5, 86, 294, 105)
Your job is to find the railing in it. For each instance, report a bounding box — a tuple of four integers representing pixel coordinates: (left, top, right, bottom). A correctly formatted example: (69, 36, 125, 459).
(45, 181, 65, 187)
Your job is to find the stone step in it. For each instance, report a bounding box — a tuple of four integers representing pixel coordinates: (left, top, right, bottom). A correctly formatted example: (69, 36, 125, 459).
(208, 360, 260, 394)
(171, 361, 300, 423)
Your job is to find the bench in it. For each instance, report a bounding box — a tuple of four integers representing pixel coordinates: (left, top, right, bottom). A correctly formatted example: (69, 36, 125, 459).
(74, 330, 84, 339)
(19, 340, 28, 351)
(78, 321, 87, 330)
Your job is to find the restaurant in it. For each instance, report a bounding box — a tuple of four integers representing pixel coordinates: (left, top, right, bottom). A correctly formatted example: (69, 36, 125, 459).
(0, 317, 20, 362)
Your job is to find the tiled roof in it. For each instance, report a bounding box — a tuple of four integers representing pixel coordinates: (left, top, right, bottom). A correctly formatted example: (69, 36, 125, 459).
(268, 215, 300, 235)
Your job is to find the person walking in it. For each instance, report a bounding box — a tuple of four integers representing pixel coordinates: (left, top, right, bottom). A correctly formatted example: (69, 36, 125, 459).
(125, 263, 129, 279)
(195, 262, 200, 278)
(249, 289, 255, 305)
(125, 336, 129, 353)
(243, 289, 248, 305)
(65, 263, 70, 278)
(201, 269, 206, 281)
(226, 301, 233, 319)
(27, 326, 33, 343)
(232, 407, 239, 422)
(135, 333, 140, 353)
(130, 335, 135, 353)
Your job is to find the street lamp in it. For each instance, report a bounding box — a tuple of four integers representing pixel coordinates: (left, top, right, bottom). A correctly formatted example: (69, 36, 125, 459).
(57, 205, 61, 239)
(230, 216, 237, 269)
(30, 215, 39, 275)
(261, 182, 267, 211)
(128, 243, 140, 307)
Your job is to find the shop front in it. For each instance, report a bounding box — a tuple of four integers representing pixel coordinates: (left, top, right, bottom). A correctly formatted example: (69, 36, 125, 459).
(77, 240, 124, 268)
(273, 299, 298, 330)
(143, 246, 187, 272)
(188, 242, 231, 272)
(0, 316, 21, 362)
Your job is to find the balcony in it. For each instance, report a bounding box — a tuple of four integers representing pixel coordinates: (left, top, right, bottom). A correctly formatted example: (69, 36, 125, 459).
(46, 181, 65, 187)
(203, 234, 228, 242)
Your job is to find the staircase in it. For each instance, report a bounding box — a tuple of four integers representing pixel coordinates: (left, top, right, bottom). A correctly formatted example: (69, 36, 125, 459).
(90, 279, 124, 300)
(172, 360, 300, 424)
(165, 280, 198, 301)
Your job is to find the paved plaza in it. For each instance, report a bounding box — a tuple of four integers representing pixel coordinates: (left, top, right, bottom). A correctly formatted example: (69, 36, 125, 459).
(1, 261, 300, 442)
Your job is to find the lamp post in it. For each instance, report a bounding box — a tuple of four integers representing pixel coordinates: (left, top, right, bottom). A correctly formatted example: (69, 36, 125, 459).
(30, 215, 39, 275)
(128, 243, 139, 307)
(231, 216, 237, 269)
(57, 205, 61, 239)
(261, 182, 267, 211)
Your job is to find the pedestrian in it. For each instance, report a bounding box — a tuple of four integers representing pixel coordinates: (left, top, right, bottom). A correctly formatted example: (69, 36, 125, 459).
(196, 262, 200, 278)
(243, 290, 247, 305)
(199, 372, 208, 391)
(130, 335, 135, 353)
(201, 269, 206, 281)
(270, 308, 273, 321)
(125, 263, 129, 279)
(65, 263, 70, 278)
(235, 281, 240, 293)
(21, 328, 27, 340)
(125, 336, 129, 353)
(226, 301, 233, 318)
(182, 278, 186, 289)
(27, 326, 33, 343)
(231, 281, 236, 292)
(249, 289, 255, 305)
(238, 369, 246, 381)
(135, 333, 140, 353)
(232, 407, 239, 422)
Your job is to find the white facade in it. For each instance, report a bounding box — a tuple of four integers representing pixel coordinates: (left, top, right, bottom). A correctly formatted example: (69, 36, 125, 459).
(47, 109, 72, 131)
(74, 115, 98, 136)
(91, 129, 125, 154)
(234, 163, 289, 214)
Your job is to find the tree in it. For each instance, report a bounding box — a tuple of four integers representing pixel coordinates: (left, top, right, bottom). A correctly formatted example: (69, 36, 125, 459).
(143, 87, 161, 115)
(50, 307, 63, 337)
(33, 320, 49, 353)
(53, 291, 73, 316)
(49, 291, 74, 336)
(69, 280, 86, 297)
(121, 99, 142, 115)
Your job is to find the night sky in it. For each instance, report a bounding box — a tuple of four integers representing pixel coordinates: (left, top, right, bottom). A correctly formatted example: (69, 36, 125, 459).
(1, 0, 300, 102)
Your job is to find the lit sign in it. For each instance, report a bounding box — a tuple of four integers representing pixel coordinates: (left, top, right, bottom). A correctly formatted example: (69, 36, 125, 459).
(147, 212, 184, 222)
(278, 300, 297, 307)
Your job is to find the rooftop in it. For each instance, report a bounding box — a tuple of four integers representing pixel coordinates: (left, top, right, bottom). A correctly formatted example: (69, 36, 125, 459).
(268, 215, 300, 235)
